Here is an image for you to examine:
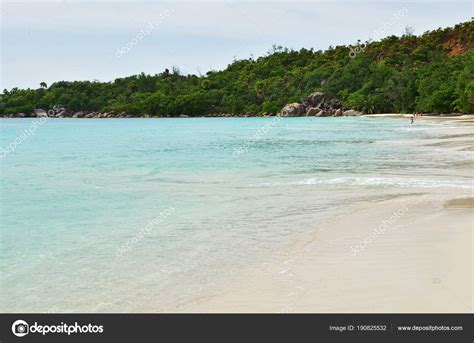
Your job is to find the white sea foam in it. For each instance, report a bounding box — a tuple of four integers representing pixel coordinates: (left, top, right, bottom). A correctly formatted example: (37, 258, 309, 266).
(252, 177, 473, 189)
(291, 177, 473, 189)
(398, 126, 465, 131)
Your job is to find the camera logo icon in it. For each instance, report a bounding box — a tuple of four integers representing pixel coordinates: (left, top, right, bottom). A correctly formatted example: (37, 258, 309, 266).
(12, 320, 29, 337)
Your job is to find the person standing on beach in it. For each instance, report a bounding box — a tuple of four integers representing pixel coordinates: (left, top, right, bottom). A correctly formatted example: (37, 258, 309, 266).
(411, 116, 414, 124)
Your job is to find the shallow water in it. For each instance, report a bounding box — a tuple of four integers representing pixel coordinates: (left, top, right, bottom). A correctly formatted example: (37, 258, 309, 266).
(0, 117, 471, 312)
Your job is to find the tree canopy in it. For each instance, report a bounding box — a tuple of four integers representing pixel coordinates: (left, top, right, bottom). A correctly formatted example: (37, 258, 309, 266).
(1, 21, 472, 116)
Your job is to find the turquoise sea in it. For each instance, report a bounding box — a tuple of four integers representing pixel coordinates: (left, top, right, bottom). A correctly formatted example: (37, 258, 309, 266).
(0, 117, 471, 312)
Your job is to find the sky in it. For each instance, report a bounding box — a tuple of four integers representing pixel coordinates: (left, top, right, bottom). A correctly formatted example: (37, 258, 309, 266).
(1, 0, 472, 90)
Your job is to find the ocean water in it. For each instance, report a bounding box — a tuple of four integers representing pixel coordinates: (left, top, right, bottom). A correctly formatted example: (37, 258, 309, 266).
(0, 117, 471, 312)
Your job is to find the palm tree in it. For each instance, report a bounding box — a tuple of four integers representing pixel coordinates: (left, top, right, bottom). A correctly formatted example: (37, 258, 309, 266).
(40, 82, 47, 89)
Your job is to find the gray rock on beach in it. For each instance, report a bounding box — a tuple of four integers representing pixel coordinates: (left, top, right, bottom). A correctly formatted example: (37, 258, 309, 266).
(305, 107, 320, 116)
(304, 92, 325, 107)
(33, 109, 48, 117)
(56, 111, 69, 118)
(343, 109, 363, 116)
(280, 103, 306, 117)
(280, 92, 352, 117)
(329, 98, 342, 109)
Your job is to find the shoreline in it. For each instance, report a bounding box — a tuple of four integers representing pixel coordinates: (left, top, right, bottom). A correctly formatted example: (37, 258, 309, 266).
(1, 113, 473, 119)
(172, 119, 474, 313)
(177, 191, 473, 313)
(363, 113, 474, 123)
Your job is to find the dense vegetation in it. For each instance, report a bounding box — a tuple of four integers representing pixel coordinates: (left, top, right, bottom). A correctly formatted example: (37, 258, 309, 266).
(1, 21, 473, 116)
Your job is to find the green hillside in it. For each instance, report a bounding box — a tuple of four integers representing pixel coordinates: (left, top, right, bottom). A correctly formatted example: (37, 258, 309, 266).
(1, 20, 473, 116)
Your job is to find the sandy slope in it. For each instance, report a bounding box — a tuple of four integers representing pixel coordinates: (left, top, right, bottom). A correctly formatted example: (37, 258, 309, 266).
(177, 192, 472, 313)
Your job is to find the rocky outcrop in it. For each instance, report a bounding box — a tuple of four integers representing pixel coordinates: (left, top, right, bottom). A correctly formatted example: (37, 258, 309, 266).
(281, 103, 306, 117)
(329, 98, 342, 110)
(303, 92, 325, 108)
(305, 107, 320, 116)
(280, 91, 362, 117)
(33, 109, 48, 117)
(1, 96, 364, 118)
(343, 109, 363, 116)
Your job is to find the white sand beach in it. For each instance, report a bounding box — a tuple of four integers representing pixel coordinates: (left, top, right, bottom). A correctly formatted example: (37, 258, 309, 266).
(176, 116, 474, 313)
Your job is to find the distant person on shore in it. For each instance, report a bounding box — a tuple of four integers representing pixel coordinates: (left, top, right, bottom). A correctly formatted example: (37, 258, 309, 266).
(411, 116, 414, 124)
